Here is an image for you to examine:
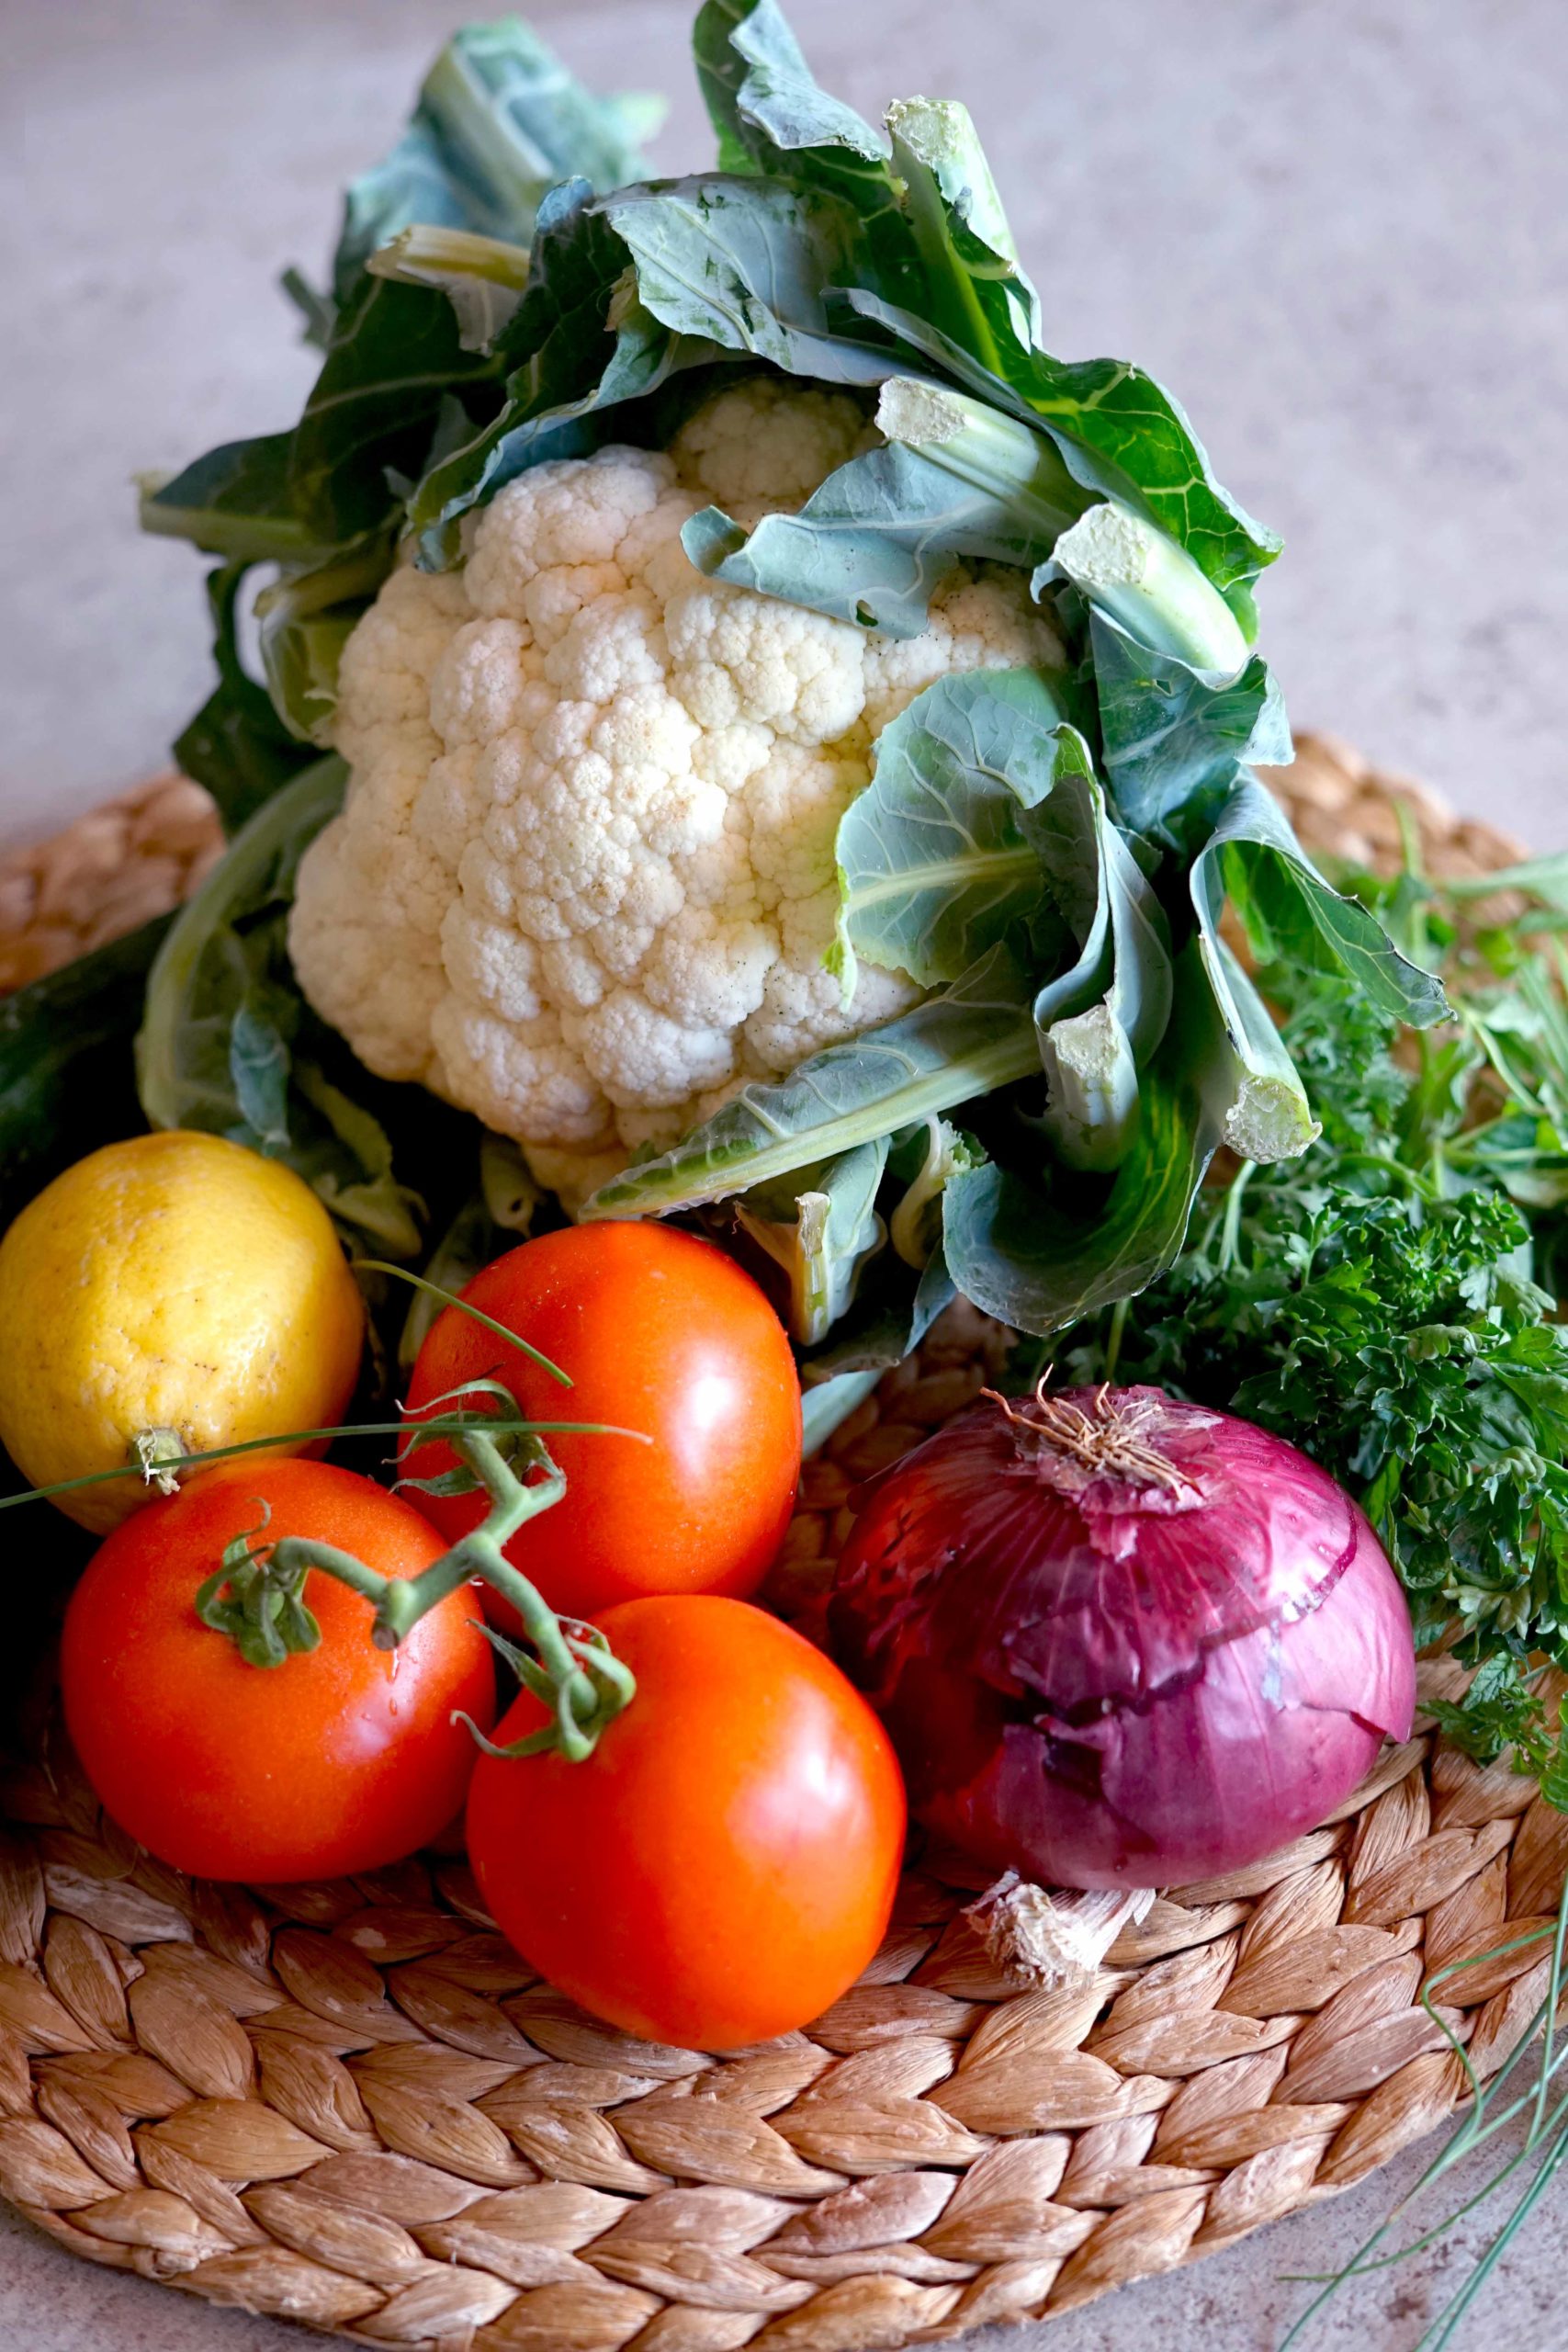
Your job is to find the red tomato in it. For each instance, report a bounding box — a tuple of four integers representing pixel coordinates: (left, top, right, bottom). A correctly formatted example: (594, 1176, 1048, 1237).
(402, 1223, 802, 1623)
(466, 1595, 907, 2050)
(60, 1459, 496, 1883)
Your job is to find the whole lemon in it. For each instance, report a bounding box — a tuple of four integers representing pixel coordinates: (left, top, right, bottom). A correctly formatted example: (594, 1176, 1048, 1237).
(0, 1131, 364, 1531)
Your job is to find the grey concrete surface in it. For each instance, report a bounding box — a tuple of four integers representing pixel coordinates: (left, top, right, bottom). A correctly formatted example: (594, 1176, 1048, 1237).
(4, 1, 1565, 2346)
(7, 0, 1567, 854)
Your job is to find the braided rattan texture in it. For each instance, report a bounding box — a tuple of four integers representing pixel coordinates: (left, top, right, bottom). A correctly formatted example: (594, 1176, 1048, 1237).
(0, 737, 1555, 2351)
(0, 774, 223, 992)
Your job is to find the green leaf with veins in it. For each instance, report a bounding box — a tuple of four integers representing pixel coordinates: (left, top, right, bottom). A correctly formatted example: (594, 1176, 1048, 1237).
(408, 179, 718, 562)
(136, 761, 424, 1257)
(290, 1061, 426, 1250)
(226, 999, 292, 1152)
(721, 1112, 971, 1379)
(1040, 499, 1248, 671)
(135, 0, 1446, 1365)
(597, 175, 888, 385)
(172, 567, 320, 834)
(1190, 934, 1320, 1164)
(1016, 351, 1281, 594)
(682, 378, 1089, 636)
(1090, 609, 1292, 848)
(681, 445, 1057, 638)
(687, 0, 1267, 606)
(256, 534, 393, 747)
(943, 942, 1226, 1330)
(832, 287, 1280, 594)
(886, 95, 1041, 379)
(692, 0, 917, 328)
(798, 1235, 958, 1381)
(694, 0, 782, 173)
(140, 435, 317, 564)
(138, 761, 340, 1128)
(323, 17, 661, 320)
(367, 226, 534, 353)
(288, 275, 501, 546)
(1026, 737, 1169, 1058)
(582, 944, 1040, 1217)
(834, 669, 1076, 992)
(1023, 735, 1175, 1171)
(694, 1, 891, 193)
(683, 370, 1251, 665)
(886, 1116, 983, 1268)
(730, 1137, 889, 1345)
(1195, 775, 1450, 1028)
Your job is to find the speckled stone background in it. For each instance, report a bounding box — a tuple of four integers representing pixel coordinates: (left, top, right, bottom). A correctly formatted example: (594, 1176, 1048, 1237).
(5, 0, 1565, 2343)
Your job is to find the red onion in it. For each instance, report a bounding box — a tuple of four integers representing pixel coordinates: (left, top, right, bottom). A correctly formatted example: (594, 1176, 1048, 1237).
(829, 1384, 1416, 1891)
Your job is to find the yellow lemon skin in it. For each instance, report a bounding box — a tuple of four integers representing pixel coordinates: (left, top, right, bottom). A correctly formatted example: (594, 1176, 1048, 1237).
(0, 1131, 364, 1532)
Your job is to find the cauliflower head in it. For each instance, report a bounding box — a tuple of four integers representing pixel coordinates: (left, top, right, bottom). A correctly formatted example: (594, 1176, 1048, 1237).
(288, 375, 1063, 1197)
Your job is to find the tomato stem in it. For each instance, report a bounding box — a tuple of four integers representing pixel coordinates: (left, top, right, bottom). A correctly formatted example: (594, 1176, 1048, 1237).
(353, 1259, 573, 1388)
(195, 1424, 637, 1761)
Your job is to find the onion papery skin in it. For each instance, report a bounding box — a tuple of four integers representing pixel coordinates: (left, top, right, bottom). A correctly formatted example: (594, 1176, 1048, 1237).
(829, 1385, 1417, 1891)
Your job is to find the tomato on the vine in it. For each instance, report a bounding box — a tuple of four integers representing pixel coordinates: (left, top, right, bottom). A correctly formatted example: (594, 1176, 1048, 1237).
(402, 1222, 802, 1623)
(466, 1594, 907, 2050)
(60, 1458, 496, 1883)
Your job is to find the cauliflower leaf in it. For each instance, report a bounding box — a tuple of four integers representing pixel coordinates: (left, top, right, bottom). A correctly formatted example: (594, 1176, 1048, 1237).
(834, 668, 1077, 992)
(136, 762, 433, 1257)
(136, 0, 1444, 1360)
(582, 944, 1039, 1216)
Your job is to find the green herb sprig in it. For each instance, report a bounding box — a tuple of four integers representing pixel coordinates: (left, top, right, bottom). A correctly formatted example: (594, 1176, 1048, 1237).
(1282, 1866, 1568, 2349)
(1062, 846, 1568, 1777)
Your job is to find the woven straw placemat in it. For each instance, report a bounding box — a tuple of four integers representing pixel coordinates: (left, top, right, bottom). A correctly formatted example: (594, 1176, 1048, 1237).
(0, 738, 1559, 2352)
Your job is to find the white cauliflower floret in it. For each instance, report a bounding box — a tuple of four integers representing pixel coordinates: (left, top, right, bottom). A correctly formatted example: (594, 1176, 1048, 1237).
(745, 746, 870, 906)
(289, 376, 1064, 1193)
(572, 989, 738, 1110)
(463, 447, 674, 616)
(288, 822, 447, 1086)
(669, 376, 879, 520)
(434, 1003, 610, 1146)
(862, 566, 1053, 737)
(744, 887, 918, 1071)
(664, 578, 868, 741)
(640, 902, 779, 1030)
